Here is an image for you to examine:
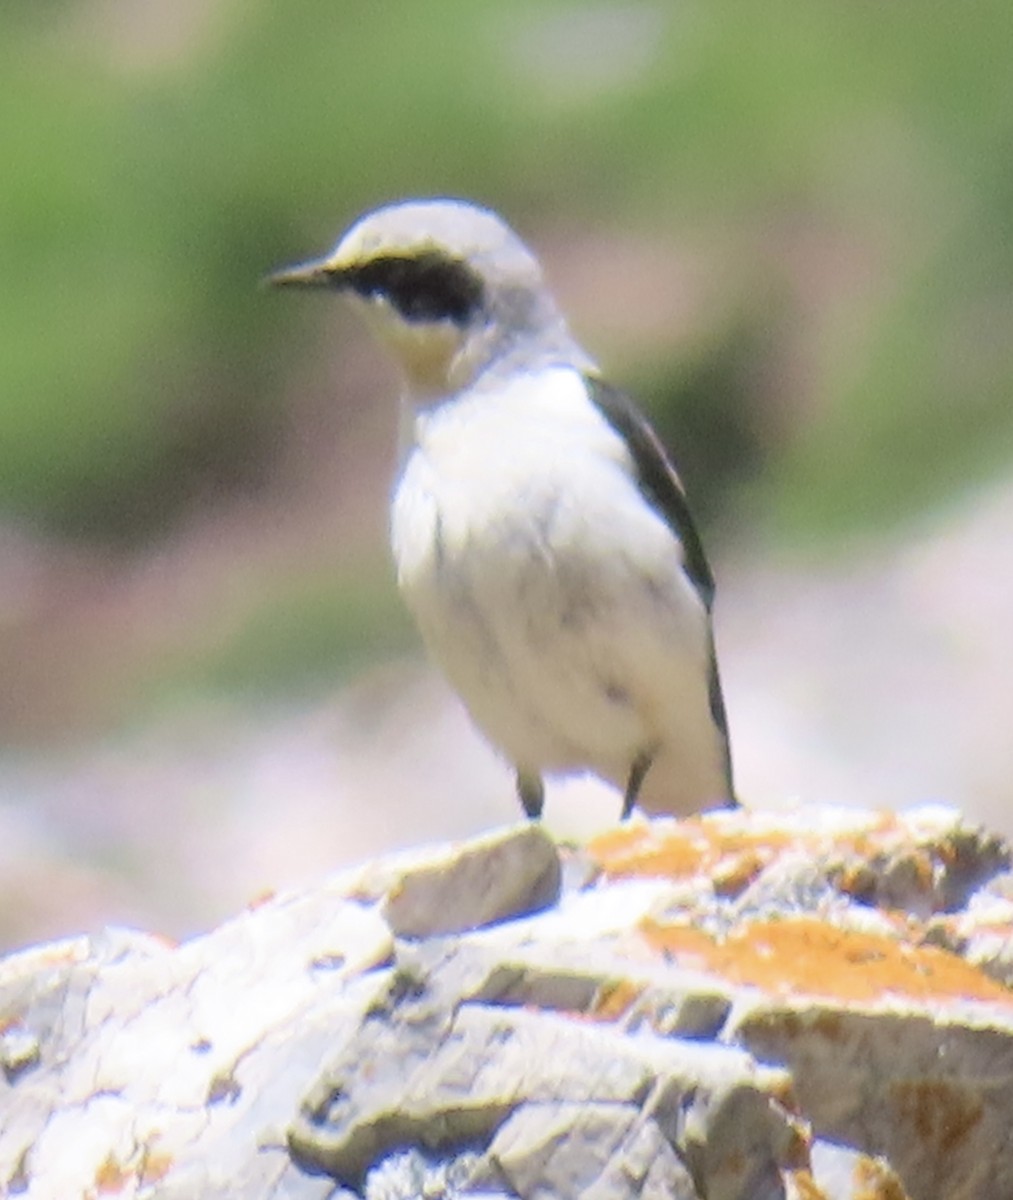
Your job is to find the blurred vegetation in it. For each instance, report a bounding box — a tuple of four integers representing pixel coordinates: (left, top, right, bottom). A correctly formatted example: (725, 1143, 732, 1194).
(2, 0, 1012, 717)
(159, 567, 414, 702)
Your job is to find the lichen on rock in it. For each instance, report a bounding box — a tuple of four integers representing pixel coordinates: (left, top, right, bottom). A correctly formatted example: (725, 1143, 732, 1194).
(1, 803, 1012, 1199)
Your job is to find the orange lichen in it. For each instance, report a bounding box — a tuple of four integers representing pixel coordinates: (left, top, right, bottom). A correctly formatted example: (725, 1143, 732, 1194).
(139, 1148, 173, 1186)
(853, 1154, 914, 1200)
(640, 915, 1013, 1007)
(590, 814, 996, 919)
(837, 863, 876, 900)
(588, 820, 793, 893)
(768, 1072, 802, 1112)
(590, 978, 643, 1021)
(786, 1168, 832, 1200)
(713, 850, 770, 896)
(94, 1153, 129, 1194)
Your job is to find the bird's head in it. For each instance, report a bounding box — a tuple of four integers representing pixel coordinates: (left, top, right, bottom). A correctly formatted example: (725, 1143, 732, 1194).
(268, 198, 578, 396)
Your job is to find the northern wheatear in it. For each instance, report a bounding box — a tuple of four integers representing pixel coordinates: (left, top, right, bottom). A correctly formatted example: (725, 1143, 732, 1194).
(270, 198, 734, 820)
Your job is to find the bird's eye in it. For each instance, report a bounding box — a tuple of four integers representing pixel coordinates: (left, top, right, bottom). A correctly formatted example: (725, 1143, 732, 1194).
(347, 254, 484, 324)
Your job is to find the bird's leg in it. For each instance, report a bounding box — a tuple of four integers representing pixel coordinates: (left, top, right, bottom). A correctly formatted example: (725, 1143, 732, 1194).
(621, 750, 654, 820)
(516, 771, 545, 820)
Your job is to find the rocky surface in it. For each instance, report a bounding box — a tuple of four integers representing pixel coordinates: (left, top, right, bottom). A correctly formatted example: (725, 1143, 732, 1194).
(2, 805, 1013, 1199)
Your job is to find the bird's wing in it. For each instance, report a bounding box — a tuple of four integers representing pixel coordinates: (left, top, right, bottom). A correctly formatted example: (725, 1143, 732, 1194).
(586, 374, 734, 796)
(585, 375, 715, 611)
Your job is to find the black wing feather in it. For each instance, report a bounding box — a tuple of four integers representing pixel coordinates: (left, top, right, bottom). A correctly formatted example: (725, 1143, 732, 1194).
(585, 375, 715, 611)
(586, 374, 735, 796)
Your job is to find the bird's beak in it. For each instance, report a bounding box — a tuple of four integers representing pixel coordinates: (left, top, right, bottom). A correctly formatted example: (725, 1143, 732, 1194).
(264, 256, 348, 290)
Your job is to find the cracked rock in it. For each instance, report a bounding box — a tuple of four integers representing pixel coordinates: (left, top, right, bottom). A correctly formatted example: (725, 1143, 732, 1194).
(291, 983, 799, 1193)
(472, 1102, 698, 1199)
(380, 822, 561, 937)
(2, 804, 1013, 1200)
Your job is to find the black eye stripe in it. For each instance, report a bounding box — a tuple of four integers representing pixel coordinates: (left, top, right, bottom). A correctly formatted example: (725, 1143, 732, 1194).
(346, 253, 484, 324)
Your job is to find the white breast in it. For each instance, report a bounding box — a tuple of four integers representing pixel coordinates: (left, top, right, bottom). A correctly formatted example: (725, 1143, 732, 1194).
(390, 366, 715, 796)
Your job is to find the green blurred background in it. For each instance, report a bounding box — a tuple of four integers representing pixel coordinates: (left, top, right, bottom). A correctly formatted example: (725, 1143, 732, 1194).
(2, 0, 1012, 947)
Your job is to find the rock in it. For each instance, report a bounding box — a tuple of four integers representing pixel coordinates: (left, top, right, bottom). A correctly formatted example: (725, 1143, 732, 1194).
(290, 989, 799, 1193)
(0, 884, 393, 1200)
(808, 1140, 912, 1200)
(1, 802, 1012, 1199)
(735, 1004, 1013, 1200)
(379, 822, 561, 938)
(474, 1102, 698, 1200)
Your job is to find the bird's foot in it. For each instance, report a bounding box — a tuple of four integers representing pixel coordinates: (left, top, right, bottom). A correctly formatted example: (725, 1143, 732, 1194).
(516, 771, 544, 820)
(621, 749, 654, 820)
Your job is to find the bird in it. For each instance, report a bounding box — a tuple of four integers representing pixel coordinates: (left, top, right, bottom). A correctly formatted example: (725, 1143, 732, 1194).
(269, 198, 735, 821)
